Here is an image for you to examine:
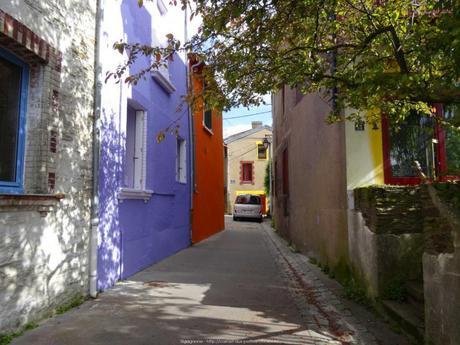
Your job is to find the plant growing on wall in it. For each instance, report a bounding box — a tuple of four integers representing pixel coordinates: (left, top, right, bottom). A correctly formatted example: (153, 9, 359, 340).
(112, 0, 460, 128)
(264, 160, 270, 196)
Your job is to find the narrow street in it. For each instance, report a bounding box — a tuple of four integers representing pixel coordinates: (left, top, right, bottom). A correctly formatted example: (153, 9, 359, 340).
(11, 218, 409, 345)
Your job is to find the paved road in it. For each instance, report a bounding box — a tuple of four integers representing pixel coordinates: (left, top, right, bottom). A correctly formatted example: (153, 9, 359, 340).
(11, 217, 410, 345)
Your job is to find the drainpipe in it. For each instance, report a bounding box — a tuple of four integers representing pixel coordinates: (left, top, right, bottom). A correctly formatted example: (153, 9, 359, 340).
(184, 6, 194, 243)
(89, 0, 103, 298)
(189, 59, 205, 243)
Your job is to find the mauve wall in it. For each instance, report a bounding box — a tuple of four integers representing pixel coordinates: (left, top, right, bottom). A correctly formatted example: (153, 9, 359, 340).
(272, 87, 349, 271)
(97, 0, 191, 290)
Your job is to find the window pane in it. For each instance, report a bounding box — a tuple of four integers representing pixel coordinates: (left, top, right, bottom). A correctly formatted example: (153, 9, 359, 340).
(242, 163, 252, 182)
(257, 144, 267, 159)
(124, 105, 136, 187)
(204, 109, 212, 130)
(176, 138, 186, 183)
(388, 112, 435, 177)
(0, 56, 22, 182)
(444, 104, 460, 176)
(236, 195, 248, 204)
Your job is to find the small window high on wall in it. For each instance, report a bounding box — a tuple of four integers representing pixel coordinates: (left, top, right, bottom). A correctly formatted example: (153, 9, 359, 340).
(124, 105, 147, 190)
(204, 107, 212, 132)
(0, 48, 29, 194)
(257, 143, 268, 160)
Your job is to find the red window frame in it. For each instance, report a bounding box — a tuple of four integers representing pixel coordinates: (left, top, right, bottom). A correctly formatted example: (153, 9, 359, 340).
(240, 161, 254, 184)
(381, 104, 458, 185)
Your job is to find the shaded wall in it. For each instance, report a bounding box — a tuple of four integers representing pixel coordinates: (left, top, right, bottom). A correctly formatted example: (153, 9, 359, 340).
(190, 67, 225, 243)
(0, 0, 95, 332)
(97, 0, 191, 290)
(272, 88, 349, 272)
(423, 183, 460, 345)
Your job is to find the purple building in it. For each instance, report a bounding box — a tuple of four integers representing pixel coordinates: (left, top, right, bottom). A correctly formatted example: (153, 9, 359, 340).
(97, 0, 192, 290)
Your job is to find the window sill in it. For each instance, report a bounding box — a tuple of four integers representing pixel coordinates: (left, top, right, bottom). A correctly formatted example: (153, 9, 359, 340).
(151, 71, 176, 94)
(118, 188, 153, 203)
(240, 181, 255, 185)
(0, 193, 65, 216)
(203, 125, 214, 135)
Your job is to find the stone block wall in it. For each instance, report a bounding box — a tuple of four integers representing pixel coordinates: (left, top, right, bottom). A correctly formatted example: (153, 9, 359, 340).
(0, 0, 96, 333)
(354, 186, 424, 235)
(351, 186, 425, 297)
(423, 182, 460, 345)
(423, 252, 460, 345)
(350, 183, 460, 345)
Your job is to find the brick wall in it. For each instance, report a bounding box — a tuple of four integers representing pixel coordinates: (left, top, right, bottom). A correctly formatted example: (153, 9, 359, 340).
(0, 0, 96, 333)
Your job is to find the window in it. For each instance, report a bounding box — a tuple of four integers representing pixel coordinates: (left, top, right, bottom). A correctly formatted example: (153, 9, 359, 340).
(257, 143, 268, 160)
(235, 195, 261, 205)
(382, 106, 460, 185)
(152, 57, 175, 94)
(442, 104, 460, 176)
(124, 105, 147, 190)
(240, 161, 254, 184)
(0, 48, 29, 194)
(176, 138, 186, 183)
(204, 107, 212, 131)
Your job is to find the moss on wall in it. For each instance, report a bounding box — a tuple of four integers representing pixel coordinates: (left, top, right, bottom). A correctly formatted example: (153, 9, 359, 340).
(354, 185, 424, 235)
(433, 182, 460, 218)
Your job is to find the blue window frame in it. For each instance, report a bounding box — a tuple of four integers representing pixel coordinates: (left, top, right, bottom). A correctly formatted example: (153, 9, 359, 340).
(0, 48, 29, 194)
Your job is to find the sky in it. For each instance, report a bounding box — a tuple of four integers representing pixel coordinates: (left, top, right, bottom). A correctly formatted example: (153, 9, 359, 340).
(222, 95, 272, 138)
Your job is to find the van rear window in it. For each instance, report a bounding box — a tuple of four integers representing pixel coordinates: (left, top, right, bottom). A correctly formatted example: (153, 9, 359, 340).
(235, 195, 261, 205)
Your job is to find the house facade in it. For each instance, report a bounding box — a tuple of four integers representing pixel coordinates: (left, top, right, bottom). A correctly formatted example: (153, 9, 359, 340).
(272, 85, 460, 344)
(97, 0, 193, 290)
(189, 59, 225, 243)
(0, 1, 96, 333)
(224, 122, 272, 214)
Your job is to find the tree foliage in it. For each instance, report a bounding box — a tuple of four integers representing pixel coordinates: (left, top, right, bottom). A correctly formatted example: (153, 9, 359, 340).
(112, 0, 460, 125)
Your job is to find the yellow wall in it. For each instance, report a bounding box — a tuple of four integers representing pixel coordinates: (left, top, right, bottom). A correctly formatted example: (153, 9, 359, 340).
(345, 110, 384, 190)
(226, 128, 272, 212)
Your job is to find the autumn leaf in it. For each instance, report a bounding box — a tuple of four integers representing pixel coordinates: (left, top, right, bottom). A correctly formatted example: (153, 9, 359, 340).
(156, 132, 166, 143)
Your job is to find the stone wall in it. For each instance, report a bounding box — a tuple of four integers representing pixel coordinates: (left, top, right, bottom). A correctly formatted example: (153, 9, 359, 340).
(0, 0, 95, 333)
(350, 186, 425, 298)
(423, 182, 460, 345)
(350, 183, 460, 345)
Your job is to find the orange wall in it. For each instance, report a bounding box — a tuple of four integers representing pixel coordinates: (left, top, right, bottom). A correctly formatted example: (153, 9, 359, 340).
(191, 66, 225, 243)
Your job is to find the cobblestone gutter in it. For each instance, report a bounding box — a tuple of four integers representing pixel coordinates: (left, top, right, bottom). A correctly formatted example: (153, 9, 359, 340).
(261, 221, 410, 345)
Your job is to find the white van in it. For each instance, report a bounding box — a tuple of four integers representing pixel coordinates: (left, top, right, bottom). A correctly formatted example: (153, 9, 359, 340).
(233, 194, 263, 222)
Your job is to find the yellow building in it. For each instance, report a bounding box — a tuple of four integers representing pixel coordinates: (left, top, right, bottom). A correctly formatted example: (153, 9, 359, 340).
(224, 122, 272, 214)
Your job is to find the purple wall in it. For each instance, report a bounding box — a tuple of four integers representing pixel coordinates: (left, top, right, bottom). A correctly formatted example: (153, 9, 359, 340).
(97, 0, 191, 290)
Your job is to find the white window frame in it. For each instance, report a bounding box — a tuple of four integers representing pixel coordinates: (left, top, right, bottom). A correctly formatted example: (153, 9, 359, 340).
(176, 138, 187, 183)
(118, 109, 153, 203)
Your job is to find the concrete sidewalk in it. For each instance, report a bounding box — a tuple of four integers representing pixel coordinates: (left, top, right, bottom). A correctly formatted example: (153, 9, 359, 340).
(10, 217, 409, 345)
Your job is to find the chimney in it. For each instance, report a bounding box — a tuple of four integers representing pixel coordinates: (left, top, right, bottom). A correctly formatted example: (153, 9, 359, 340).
(252, 121, 263, 129)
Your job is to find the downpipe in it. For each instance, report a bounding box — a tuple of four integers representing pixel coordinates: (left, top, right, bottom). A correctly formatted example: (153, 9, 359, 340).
(89, 0, 103, 298)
